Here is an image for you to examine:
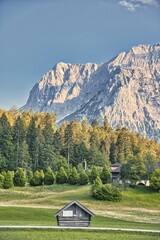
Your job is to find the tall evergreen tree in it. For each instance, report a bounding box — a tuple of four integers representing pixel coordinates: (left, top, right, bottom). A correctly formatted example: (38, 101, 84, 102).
(13, 116, 28, 169)
(0, 113, 14, 170)
(27, 117, 42, 170)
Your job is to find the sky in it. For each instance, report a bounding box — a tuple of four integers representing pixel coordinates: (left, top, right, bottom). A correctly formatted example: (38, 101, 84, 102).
(0, 0, 160, 110)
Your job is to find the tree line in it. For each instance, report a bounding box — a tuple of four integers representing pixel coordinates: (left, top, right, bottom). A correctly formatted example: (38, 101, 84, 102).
(0, 109, 159, 183)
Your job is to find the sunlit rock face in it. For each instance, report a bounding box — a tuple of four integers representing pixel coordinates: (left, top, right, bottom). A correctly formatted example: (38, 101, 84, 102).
(22, 44, 160, 140)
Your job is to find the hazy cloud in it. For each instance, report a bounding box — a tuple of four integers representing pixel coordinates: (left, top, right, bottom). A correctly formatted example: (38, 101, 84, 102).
(119, 0, 159, 11)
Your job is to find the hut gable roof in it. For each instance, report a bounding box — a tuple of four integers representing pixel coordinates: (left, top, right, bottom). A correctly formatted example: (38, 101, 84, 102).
(54, 200, 94, 217)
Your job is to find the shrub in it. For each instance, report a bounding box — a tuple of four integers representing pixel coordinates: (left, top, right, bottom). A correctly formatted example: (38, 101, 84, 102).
(91, 177, 122, 202)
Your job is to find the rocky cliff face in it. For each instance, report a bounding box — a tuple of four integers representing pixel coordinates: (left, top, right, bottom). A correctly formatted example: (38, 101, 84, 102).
(22, 43, 160, 140)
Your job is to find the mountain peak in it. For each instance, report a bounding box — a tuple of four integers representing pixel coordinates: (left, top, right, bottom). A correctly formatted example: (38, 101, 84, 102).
(22, 43, 160, 141)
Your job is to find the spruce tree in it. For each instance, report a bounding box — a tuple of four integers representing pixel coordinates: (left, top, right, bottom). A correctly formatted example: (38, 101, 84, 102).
(56, 166, 68, 184)
(150, 169, 160, 191)
(79, 169, 89, 185)
(13, 168, 26, 187)
(30, 171, 43, 186)
(0, 113, 14, 169)
(90, 165, 99, 183)
(13, 116, 27, 169)
(100, 165, 111, 184)
(3, 171, 14, 189)
(0, 173, 4, 188)
(40, 170, 45, 184)
(26, 169, 33, 183)
(68, 167, 79, 185)
(44, 167, 55, 185)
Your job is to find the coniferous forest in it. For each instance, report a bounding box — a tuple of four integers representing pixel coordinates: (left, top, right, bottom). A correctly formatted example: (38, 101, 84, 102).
(0, 108, 160, 192)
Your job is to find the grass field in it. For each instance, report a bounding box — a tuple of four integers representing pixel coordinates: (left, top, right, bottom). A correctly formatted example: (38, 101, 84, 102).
(0, 184, 160, 240)
(0, 206, 160, 230)
(0, 229, 159, 240)
(0, 184, 160, 224)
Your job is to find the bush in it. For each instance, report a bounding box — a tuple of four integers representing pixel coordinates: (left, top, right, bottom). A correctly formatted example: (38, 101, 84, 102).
(13, 168, 26, 187)
(44, 167, 55, 185)
(91, 177, 122, 202)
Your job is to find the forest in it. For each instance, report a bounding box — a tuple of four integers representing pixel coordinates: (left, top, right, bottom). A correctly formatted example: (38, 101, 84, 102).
(0, 108, 159, 190)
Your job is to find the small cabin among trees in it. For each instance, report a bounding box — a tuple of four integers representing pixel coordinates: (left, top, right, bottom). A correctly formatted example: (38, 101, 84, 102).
(54, 200, 94, 227)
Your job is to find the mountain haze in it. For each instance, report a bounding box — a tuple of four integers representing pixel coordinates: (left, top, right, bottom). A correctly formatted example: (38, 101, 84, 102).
(22, 44, 160, 140)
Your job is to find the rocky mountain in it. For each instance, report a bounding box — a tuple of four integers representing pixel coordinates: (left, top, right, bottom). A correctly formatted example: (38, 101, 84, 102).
(22, 43, 160, 140)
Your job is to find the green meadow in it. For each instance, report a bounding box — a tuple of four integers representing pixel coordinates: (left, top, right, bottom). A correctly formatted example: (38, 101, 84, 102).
(0, 229, 159, 240)
(0, 184, 160, 240)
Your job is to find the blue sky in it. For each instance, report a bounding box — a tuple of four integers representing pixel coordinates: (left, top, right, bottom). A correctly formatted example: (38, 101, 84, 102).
(0, 0, 160, 110)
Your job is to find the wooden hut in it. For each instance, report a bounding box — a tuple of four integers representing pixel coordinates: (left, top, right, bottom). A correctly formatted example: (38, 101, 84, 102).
(54, 200, 94, 227)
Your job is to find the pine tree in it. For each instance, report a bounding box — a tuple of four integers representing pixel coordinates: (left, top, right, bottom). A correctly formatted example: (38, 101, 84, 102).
(100, 165, 111, 184)
(56, 166, 68, 184)
(79, 169, 89, 185)
(3, 171, 14, 189)
(13, 168, 26, 187)
(44, 167, 55, 185)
